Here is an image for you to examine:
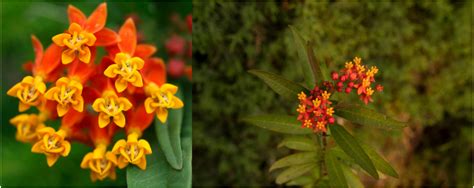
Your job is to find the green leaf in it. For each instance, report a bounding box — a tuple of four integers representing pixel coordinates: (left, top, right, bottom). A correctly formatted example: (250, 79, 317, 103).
(289, 26, 324, 88)
(341, 164, 364, 188)
(334, 103, 405, 129)
(242, 114, 312, 134)
(278, 136, 318, 151)
(248, 69, 307, 100)
(269, 152, 318, 172)
(330, 124, 379, 179)
(275, 163, 316, 184)
(326, 150, 348, 188)
(361, 144, 399, 178)
(127, 83, 192, 188)
(155, 85, 184, 170)
(286, 176, 314, 186)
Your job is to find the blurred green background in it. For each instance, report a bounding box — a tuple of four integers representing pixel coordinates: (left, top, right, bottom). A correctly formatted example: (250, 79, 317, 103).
(193, 1, 472, 186)
(1, 1, 190, 186)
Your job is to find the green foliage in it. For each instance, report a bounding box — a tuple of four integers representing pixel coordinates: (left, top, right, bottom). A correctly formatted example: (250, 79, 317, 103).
(335, 103, 405, 130)
(278, 136, 318, 151)
(127, 80, 192, 187)
(242, 115, 312, 134)
(248, 69, 308, 101)
(326, 150, 348, 188)
(155, 84, 184, 170)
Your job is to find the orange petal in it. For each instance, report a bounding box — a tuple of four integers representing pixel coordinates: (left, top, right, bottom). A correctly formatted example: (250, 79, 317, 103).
(131, 57, 144, 69)
(71, 96, 84, 112)
(144, 98, 155, 114)
(117, 157, 129, 169)
(136, 157, 146, 170)
(80, 153, 93, 169)
(31, 35, 44, 66)
(118, 18, 137, 55)
(94, 28, 120, 46)
(7, 83, 21, 97)
(138, 140, 152, 154)
(85, 3, 107, 33)
(52, 33, 70, 47)
(78, 46, 91, 64)
(130, 72, 143, 87)
(161, 83, 178, 94)
(31, 141, 43, 153)
(135, 44, 156, 59)
(171, 96, 184, 109)
(38, 44, 62, 75)
(68, 5, 86, 25)
(62, 141, 71, 156)
(62, 49, 76, 65)
(143, 58, 166, 85)
(112, 139, 126, 154)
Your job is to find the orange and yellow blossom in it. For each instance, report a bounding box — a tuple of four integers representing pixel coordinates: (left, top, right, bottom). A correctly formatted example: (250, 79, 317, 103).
(31, 127, 71, 167)
(9, 113, 47, 143)
(144, 83, 184, 123)
(7, 76, 46, 112)
(44, 77, 84, 117)
(53, 23, 96, 64)
(81, 144, 117, 182)
(92, 90, 132, 128)
(112, 131, 152, 170)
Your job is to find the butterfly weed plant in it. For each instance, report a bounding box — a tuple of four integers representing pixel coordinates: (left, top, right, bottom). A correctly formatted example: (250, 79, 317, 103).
(6, 3, 192, 186)
(243, 26, 406, 187)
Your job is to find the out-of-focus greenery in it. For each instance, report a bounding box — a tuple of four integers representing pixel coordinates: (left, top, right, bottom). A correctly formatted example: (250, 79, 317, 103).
(1, 1, 190, 186)
(193, 1, 472, 186)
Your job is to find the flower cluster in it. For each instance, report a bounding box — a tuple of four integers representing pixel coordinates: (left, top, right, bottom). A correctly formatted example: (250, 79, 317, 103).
(296, 57, 382, 132)
(7, 3, 187, 182)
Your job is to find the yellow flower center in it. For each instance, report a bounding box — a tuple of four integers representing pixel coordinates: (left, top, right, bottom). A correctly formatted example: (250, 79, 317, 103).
(31, 127, 71, 167)
(112, 132, 152, 170)
(92, 90, 132, 128)
(104, 53, 145, 92)
(44, 77, 84, 117)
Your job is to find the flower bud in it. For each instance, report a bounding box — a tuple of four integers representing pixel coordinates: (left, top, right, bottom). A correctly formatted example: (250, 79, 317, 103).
(331, 72, 339, 80)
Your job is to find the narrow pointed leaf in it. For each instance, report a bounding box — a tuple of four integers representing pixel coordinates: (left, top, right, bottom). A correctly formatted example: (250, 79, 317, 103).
(275, 163, 316, 184)
(335, 103, 405, 129)
(326, 150, 348, 188)
(330, 124, 379, 179)
(155, 83, 184, 170)
(289, 26, 324, 88)
(269, 152, 318, 172)
(248, 69, 307, 100)
(361, 144, 399, 178)
(242, 115, 312, 134)
(278, 136, 318, 151)
(341, 165, 364, 188)
(286, 176, 314, 186)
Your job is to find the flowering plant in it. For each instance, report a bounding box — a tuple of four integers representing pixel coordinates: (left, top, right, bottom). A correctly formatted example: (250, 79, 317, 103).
(6, 3, 191, 185)
(244, 27, 405, 186)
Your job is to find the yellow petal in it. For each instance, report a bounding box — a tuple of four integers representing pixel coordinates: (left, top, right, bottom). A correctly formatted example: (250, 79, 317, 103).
(44, 87, 58, 100)
(78, 46, 91, 64)
(34, 78, 47, 94)
(7, 83, 22, 97)
(81, 153, 93, 169)
(57, 104, 69, 117)
(46, 154, 60, 167)
(104, 64, 119, 78)
(161, 83, 178, 94)
(106, 152, 118, 165)
(92, 98, 105, 112)
(136, 157, 147, 170)
(72, 96, 84, 112)
(19, 102, 30, 112)
(156, 108, 168, 123)
(120, 98, 133, 111)
(31, 141, 43, 153)
(84, 32, 96, 46)
(138, 140, 152, 154)
(117, 157, 129, 169)
(62, 49, 76, 64)
(115, 78, 128, 93)
(130, 71, 143, 87)
(114, 52, 129, 64)
(113, 113, 126, 128)
(111, 139, 126, 154)
(68, 23, 82, 34)
(144, 98, 155, 114)
(131, 57, 144, 69)
(70, 80, 83, 92)
(90, 172, 98, 182)
(52, 33, 70, 46)
(171, 96, 184, 109)
(98, 113, 110, 128)
(62, 140, 71, 156)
